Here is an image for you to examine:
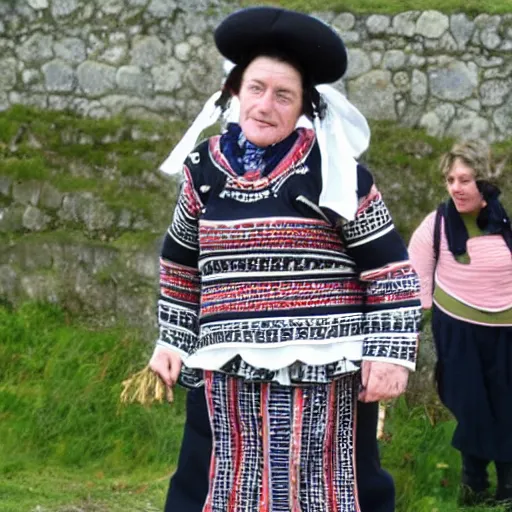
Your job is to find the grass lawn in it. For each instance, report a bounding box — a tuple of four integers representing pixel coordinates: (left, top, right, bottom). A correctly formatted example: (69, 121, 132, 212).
(381, 400, 508, 512)
(0, 303, 509, 512)
(241, 0, 512, 15)
(0, 302, 186, 511)
(0, 466, 169, 512)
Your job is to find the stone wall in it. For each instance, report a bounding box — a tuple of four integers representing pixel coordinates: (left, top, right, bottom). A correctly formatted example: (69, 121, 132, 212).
(0, 116, 179, 331)
(1, 1, 512, 140)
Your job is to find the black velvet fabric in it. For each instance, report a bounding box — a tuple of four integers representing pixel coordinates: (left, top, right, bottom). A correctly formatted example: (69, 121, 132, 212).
(214, 6, 347, 85)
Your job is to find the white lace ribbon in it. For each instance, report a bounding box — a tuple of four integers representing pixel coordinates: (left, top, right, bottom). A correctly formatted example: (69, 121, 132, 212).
(159, 91, 222, 176)
(315, 84, 370, 221)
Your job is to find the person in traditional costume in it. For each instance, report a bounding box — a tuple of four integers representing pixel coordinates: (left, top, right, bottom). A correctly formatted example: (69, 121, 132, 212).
(409, 140, 512, 509)
(150, 7, 422, 511)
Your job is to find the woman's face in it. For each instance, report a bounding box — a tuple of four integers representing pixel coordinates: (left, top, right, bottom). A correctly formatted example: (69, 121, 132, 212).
(446, 157, 483, 214)
(238, 56, 303, 147)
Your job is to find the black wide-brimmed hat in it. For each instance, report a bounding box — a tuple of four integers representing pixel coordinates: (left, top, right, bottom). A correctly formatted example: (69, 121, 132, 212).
(214, 7, 347, 85)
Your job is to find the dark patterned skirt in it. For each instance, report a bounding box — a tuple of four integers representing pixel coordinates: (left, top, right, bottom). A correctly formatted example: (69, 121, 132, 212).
(432, 305, 512, 461)
(165, 388, 395, 512)
(202, 371, 360, 512)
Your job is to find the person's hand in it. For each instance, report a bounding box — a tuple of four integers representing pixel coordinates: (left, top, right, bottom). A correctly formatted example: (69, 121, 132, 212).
(149, 346, 182, 389)
(358, 360, 409, 402)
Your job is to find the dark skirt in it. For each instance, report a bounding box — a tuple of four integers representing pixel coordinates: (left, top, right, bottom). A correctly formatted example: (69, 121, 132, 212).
(432, 305, 512, 461)
(203, 372, 359, 512)
(165, 387, 395, 512)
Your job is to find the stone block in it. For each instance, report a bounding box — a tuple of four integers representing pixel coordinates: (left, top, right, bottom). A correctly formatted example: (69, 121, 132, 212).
(16, 33, 53, 63)
(100, 0, 125, 15)
(27, 0, 49, 9)
(51, 0, 79, 18)
(0, 177, 12, 197)
(348, 70, 397, 120)
(429, 60, 477, 101)
(450, 13, 474, 49)
(0, 265, 19, 301)
(54, 37, 87, 65)
(12, 181, 41, 206)
(345, 49, 372, 79)
(392, 11, 420, 37)
(480, 29, 501, 50)
(116, 65, 153, 96)
(22, 69, 43, 86)
(22, 205, 50, 231)
(99, 46, 128, 66)
(480, 79, 511, 107)
(130, 35, 166, 69)
(42, 59, 76, 92)
(21, 273, 61, 303)
(446, 108, 490, 139)
(0, 57, 17, 92)
(411, 69, 428, 105)
(77, 61, 117, 97)
(39, 183, 63, 210)
(494, 102, 512, 134)
(332, 13, 356, 32)
(416, 10, 449, 38)
(152, 62, 183, 93)
(147, 0, 177, 18)
(0, 206, 24, 233)
(59, 192, 116, 232)
(382, 50, 406, 70)
(366, 14, 390, 35)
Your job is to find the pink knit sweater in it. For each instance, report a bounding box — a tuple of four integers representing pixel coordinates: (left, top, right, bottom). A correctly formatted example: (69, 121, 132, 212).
(408, 210, 512, 312)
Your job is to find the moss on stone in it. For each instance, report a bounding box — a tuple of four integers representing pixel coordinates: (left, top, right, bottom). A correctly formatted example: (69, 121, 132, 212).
(0, 106, 185, 233)
(0, 157, 49, 180)
(112, 231, 161, 250)
(240, 0, 512, 14)
(1, 230, 109, 248)
(1, 105, 510, 246)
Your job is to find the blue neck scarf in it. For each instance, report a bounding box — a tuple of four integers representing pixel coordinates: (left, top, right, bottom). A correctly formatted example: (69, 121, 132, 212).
(220, 123, 298, 179)
(441, 182, 512, 257)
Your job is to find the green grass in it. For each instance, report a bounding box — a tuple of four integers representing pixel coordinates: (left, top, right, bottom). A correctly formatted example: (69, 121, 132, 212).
(381, 398, 507, 512)
(0, 466, 169, 512)
(0, 302, 186, 511)
(0, 0, 509, 14)
(241, 0, 512, 14)
(0, 105, 186, 185)
(0, 156, 50, 181)
(0, 303, 508, 511)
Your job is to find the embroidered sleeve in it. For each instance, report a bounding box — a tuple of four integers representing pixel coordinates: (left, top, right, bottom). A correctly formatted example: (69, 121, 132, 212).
(156, 166, 202, 357)
(341, 181, 421, 370)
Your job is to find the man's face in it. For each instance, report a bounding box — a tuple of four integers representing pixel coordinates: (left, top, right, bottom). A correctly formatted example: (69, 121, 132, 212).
(238, 56, 303, 147)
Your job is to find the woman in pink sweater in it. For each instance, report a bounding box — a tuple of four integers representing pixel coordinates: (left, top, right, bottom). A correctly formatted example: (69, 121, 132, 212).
(409, 140, 512, 508)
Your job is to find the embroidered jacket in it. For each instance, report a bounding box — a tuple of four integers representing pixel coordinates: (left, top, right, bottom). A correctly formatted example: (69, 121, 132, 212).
(157, 128, 421, 386)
